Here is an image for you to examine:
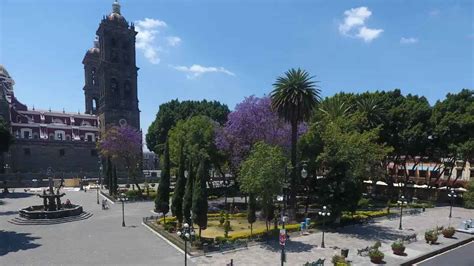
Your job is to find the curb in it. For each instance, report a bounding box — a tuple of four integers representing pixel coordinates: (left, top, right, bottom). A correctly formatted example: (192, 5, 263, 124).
(141, 222, 193, 259)
(401, 236, 474, 266)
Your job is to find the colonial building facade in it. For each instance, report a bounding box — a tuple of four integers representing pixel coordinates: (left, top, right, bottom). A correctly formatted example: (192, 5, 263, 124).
(0, 1, 140, 182)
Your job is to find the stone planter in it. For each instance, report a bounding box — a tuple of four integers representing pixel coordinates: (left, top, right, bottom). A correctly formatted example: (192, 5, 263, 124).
(370, 255, 384, 264)
(392, 246, 405, 255)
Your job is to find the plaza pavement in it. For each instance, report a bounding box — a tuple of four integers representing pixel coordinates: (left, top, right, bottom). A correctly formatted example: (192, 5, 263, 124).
(192, 207, 474, 266)
(0, 189, 189, 265)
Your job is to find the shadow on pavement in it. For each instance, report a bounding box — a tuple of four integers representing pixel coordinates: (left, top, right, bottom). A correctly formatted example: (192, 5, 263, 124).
(0, 211, 17, 216)
(0, 230, 41, 256)
(0, 192, 35, 199)
(335, 224, 408, 242)
(261, 239, 313, 253)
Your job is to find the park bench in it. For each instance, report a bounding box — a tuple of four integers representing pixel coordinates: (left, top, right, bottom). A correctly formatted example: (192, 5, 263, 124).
(403, 233, 417, 243)
(357, 246, 371, 256)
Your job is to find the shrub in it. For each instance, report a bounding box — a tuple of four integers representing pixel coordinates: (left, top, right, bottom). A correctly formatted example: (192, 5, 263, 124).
(125, 189, 141, 199)
(332, 254, 350, 266)
(425, 229, 438, 244)
(369, 248, 384, 260)
(391, 240, 404, 249)
(442, 227, 455, 238)
(219, 211, 225, 226)
(357, 198, 371, 209)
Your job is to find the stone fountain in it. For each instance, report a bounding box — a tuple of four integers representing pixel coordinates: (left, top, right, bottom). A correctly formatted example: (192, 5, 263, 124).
(19, 176, 83, 219)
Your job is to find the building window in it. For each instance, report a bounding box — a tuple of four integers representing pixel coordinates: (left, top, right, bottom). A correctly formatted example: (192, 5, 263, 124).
(87, 135, 93, 142)
(91, 149, 98, 156)
(59, 149, 65, 156)
(24, 148, 31, 156)
(419, 170, 427, 178)
(444, 168, 451, 178)
(23, 131, 30, 139)
(470, 169, 474, 178)
(456, 169, 462, 178)
(408, 170, 416, 177)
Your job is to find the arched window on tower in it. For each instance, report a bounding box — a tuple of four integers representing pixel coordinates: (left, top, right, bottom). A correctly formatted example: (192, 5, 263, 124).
(92, 98, 98, 112)
(91, 67, 96, 85)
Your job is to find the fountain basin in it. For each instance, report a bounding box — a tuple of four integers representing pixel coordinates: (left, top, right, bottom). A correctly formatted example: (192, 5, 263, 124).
(19, 205, 83, 219)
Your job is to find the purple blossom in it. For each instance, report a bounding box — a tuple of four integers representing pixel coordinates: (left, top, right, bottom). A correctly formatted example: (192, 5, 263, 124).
(99, 125, 142, 164)
(215, 96, 306, 173)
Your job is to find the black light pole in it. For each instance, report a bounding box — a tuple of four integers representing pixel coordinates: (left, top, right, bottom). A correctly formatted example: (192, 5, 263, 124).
(397, 195, 407, 230)
(96, 181, 99, 204)
(318, 206, 330, 248)
(448, 189, 457, 218)
(119, 193, 127, 227)
(177, 223, 195, 266)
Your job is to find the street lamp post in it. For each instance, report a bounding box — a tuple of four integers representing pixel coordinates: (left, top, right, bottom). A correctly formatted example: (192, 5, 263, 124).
(300, 164, 308, 217)
(118, 193, 128, 227)
(177, 223, 195, 266)
(318, 206, 330, 248)
(96, 181, 100, 204)
(448, 189, 457, 218)
(397, 195, 408, 230)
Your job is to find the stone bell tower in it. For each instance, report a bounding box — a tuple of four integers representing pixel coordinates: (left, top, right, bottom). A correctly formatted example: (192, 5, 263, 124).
(83, 0, 140, 131)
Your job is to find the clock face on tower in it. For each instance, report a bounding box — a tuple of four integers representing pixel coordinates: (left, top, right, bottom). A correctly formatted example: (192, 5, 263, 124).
(119, 118, 127, 127)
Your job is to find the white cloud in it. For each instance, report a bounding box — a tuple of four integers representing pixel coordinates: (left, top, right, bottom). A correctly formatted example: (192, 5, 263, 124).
(166, 36, 182, 47)
(172, 64, 235, 79)
(135, 18, 180, 64)
(357, 26, 384, 42)
(136, 18, 167, 29)
(338, 6, 383, 42)
(400, 37, 418, 44)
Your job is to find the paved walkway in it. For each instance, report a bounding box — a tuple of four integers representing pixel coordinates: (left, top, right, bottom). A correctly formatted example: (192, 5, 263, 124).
(192, 207, 474, 265)
(0, 189, 188, 265)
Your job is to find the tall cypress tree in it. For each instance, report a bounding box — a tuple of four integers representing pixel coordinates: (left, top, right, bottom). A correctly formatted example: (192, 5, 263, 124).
(247, 194, 257, 237)
(106, 157, 113, 194)
(192, 158, 208, 238)
(183, 161, 194, 224)
(171, 144, 186, 225)
(155, 141, 170, 222)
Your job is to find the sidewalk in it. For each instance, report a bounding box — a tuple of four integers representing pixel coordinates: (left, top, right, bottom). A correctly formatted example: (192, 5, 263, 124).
(192, 207, 474, 265)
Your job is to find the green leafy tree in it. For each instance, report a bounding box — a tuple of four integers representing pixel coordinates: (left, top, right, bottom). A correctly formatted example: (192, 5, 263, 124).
(314, 116, 391, 218)
(270, 68, 321, 214)
(192, 158, 209, 238)
(155, 141, 171, 222)
(247, 194, 257, 237)
(146, 100, 230, 155)
(183, 161, 194, 224)
(240, 141, 286, 229)
(168, 115, 224, 189)
(464, 179, 474, 209)
(171, 144, 186, 225)
(430, 89, 474, 187)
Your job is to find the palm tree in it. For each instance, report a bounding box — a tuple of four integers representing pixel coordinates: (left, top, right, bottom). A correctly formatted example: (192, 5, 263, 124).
(270, 68, 320, 215)
(356, 95, 384, 128)
(319, 96, 352, 120)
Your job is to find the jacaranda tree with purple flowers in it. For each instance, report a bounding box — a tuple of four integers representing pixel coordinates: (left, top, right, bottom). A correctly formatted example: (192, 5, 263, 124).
(98, 125, 143, 194)
(215, 96, 306, 176)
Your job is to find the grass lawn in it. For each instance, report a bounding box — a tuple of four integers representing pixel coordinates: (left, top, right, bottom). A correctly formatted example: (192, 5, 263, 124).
(198, 217, 269, 239)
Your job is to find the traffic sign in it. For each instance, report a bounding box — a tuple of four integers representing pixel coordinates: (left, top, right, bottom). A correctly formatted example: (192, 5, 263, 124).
(279, 229, 286, 246)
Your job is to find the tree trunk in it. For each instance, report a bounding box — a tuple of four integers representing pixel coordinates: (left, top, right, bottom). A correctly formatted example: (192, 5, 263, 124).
(250, 223, 253, 238)
(290, 117, 298, 218)
(163, 213, 166, 224)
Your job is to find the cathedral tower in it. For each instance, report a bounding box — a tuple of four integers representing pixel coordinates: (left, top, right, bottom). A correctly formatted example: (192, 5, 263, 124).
(83, 0, 140, 131)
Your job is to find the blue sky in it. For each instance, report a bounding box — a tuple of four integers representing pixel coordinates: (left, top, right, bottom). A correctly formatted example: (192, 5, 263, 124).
(1, 0, 473, 138)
